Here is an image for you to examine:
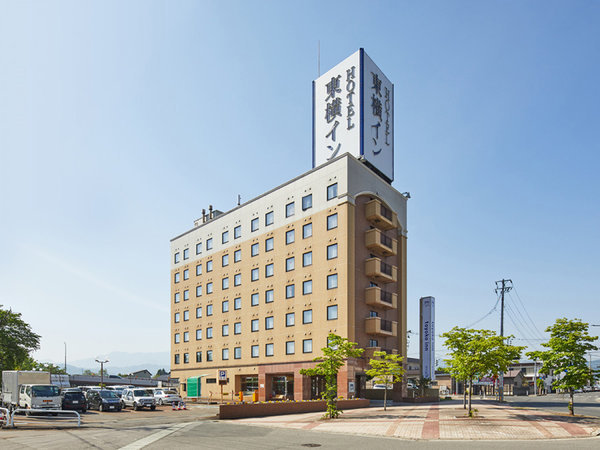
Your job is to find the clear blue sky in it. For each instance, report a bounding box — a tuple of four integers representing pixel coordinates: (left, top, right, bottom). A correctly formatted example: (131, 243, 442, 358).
(1, 0, 598, 365)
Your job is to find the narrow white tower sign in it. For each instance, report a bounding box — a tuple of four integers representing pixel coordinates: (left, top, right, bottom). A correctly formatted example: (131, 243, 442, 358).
(313, 48, 394, 182)
(420, 296, 436, 381)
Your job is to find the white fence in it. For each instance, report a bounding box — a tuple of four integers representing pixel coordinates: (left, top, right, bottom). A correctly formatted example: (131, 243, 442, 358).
(8, 409, 81, 428)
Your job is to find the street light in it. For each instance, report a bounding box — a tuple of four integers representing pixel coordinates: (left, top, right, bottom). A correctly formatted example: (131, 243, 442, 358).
(95, 358, 109, 388)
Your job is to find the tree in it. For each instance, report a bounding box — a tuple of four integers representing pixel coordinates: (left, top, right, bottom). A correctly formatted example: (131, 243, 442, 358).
(18, 356, 67, 374)
(299, 333, 364, 419)
(527, 318, 599, 415)
(366, 351, 404, 410)
(0, 305, 41, 372)
(442, 327, 524, 417)
(415, 376, 432, 398)
(154, 368, 168, 378)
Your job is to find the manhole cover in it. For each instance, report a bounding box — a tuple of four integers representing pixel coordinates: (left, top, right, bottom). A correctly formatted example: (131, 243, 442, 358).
(301, 445, 322, 448)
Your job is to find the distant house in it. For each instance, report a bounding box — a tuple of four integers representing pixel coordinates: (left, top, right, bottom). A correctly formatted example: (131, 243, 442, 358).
(503, 369, 526, 395)
(130, 369, 152, 379)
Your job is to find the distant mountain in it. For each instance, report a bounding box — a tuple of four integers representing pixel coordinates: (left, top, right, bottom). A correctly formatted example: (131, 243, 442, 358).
(48, 351, 170, 376)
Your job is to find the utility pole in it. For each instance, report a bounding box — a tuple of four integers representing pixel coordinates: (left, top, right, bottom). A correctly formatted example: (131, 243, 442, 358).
(95, 358, 109, 388)
(64, 342, 67, 373)
(495, 279, 513, 402)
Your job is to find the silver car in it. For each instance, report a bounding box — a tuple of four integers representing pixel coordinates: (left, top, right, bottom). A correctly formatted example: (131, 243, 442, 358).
(120, 388, 156, 411)
(153, 389, 182, 405)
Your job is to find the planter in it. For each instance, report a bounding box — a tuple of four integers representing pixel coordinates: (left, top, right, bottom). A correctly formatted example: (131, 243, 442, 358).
(219, 398, 370, 419)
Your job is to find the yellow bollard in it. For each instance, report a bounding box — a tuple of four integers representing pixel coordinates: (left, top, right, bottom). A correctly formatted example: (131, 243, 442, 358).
(239, 391, 243, 402)
(252, 390, 258, 402)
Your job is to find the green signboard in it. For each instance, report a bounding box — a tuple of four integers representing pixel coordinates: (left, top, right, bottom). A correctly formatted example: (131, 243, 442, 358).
(187, 376, 201, 398)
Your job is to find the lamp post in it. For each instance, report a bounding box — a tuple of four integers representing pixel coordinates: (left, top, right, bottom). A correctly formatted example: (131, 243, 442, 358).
(95, 358, 109, 388)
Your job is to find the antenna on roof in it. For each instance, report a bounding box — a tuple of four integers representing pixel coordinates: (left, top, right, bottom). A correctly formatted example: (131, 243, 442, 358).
(237, 194, 241, 206)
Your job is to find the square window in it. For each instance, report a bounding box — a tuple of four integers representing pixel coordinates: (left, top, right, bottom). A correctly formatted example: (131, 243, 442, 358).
(327, 305, 338, 320)
(222, 254, 229, 267)
(303, 223, 313, 239)
(207, 327, 213, 338)
(234, 322, 241, 334)
(286, 312, 295, 327)
(265, 263, 274, 277)
(183, 290, 189, 301)
(183, 248, 189, 260)
(265, 211, 274, 226)
(174, 354, 180, 364)
(302, 194, 312, 211)
(286, 229, 295, 244)
(303, 309, 312, 324)
(222, 231, 229, 244)
(222, 277, 229, 290)
(183, 331, 189, 342)
(251, 268, 259, 281)
(370, 338, 380, 348)
(303, 280, 313, 295)
(222, 348, 229, 360)
(196, 285, 202, 297)
(206, 282, 213, 294)
(251, 345, 259, 358)
(174, 333, 180, 344)
(207, 304, 213, 316)
(183, 353, 189, 363)
(206, 238, 213, 250)
(196, 243, 202, 254)
(265, 343, 274, 356)
(251, 217, 259, 232)
(265, 237, 274, 252)
(302, 251, 312, 267)
(222, 300, 229, 313)
(286, 257, 295, 272)
(327, 183, 338, 200)
(327, 273, 338, 290)
(183, 269, 189, 280)
(234, 347, 242, 359)
(207, 260, 213, 272)
(327, 213, 338, 230)
(286, 284, 295, 299)
(174, 272, 180, 283)
(251, 319, 259, 332)
(327, 244, 338, 260)
(196, 351, 202, 363)
(251, 293, 259, 306)
(174, 312, 180, 323)
(234, 249, 241, 262)
(251, 243, 259, 256)
(286, 202, 295, 217)
(234, 225, 242, 239)
(207, 350, 213, 361)
(234, 273, 241, 286)
(222, 324, 229, 336)
(196, 306, 202, 318)
(174, 292, 180, 303)
(265, 289, 274, 303)
(234, 297, 242, 310)
(286, 341, 295, 355)
(174, 252, 180, 264)
(303, 339, 313, 353)
(196, 329, 202, 340)
(183, 310, 189, 321)
(265, 316, 274, 329)
(196, 264, 202, 276)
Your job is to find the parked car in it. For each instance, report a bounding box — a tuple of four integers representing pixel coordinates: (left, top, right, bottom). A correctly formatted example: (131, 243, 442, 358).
(153, 389, 182, 405)
(62, 390, 87, 413)
(86, 389, 122, 412)
(120, 388, 156, 411)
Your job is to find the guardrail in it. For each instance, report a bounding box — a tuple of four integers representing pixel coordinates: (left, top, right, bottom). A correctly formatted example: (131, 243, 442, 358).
(9, 409, 81, 428)
(0, 407, 9, 427)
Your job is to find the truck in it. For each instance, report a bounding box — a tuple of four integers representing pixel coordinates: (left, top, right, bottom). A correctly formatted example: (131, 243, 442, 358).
(2, 371, 62, 411)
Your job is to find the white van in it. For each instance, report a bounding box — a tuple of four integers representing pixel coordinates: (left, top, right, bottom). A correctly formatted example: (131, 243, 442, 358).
(19, 384, 61, 409)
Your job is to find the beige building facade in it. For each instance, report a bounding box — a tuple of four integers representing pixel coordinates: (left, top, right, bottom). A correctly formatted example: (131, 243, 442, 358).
(170, 154, 407, 401)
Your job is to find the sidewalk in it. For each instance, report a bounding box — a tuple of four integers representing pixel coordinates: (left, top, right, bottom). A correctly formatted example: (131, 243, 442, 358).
(226, 399, 600, 440)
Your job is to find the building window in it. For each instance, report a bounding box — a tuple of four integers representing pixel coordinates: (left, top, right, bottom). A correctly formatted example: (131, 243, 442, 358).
(174, 292, 180, 303)
(222, 254, 229, 267)
(174, 312, 180, 323)
(286, 229, 295, 244)
(327, 244, 338, 260)
(207, 304, 213, 316)
(327, 183, 338, 200)
(303, 280, 313, 295)
(196, 264, 202, 276)
(327, 305, 338, 320)
(286, 284, 295, 299)
(327, 213, 338, 230)
(183, 310, 189, 321)
(206, 327, 213, 339)
(196, 306, 202, 318)
(222, 231, 229, 244)
(206, 282, 213, 294)
(222, 324, 229, 336)
(302, 251, 312, 267)
(183, 269, 189, 280)
(265, 289, 274, 303)
(234, 347, 242, 359)
(265, 316, 274, 330)
(327, 274, 338, 290)
(251, 243, 259, 257)
(206, 238, 213, 250)
(286, 341, 295, 355)
(222, 348, 229, 360)
(286, 312, 295, 327)
(251, 268, 259, 281)
(251, 319, 259, 332)
(286, 202, 295, 217)
(207, 350, 213, 361)
(234, 225, 242, 239)
(251, 293, 259, 306)
(251, 345, 259, 358)
(302, 194, 312, 211)
(303, 309, 312, 324)
(265, 343, 274, 356)
(183, 290, 189, 300)
(234, 273, 241, 286)
(174, 354, 180, 364)
(265, 237, 274, 252)
(222, 277, 229, 290)
(183, 248, 189, 260)
(222, 300, 229, 313)
(183, 331, 189, 342)
(303, 223, 312, 239)
(285, 257, 295, 272)
(207, 260, 213, 272)
(234, 297, 242, 310)
(303, 339, 313, 353)
(196, 351, 202, 363)
(265, 263, 274, 277)
(234, 249, 241, 262)
(196, 242, 202, 254)
(196, 329, 202, 340)
(174, 272, 180, 284)
(174, 252, 180, 264)
(251, 217, 259, 232)
(183, 353, 189, 364)
(265, 211, 274, 226)
(196, 285, 202, 297)
(234, 322, 241, 335)
(369, 310, 379, 318)
(174, 333, 180, 344)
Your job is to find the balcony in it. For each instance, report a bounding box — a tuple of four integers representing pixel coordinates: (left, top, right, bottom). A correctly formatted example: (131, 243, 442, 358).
(365, 258, 397, 284)
(365, 317, 398, 337)
(365, 228, 397, 257)
(365, 199, 397, 231)
(365, 286, 397, 310)
(364, 347, 399, 359)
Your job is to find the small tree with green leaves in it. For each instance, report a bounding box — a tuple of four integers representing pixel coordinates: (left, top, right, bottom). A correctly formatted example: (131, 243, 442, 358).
(366, 351, 404, 410)
(527, 318, 599, 415)
(415, 376, 432, 398)
(299, 333, 364, 419)
(0, 305, 41, 372)
(442, 327, 524, 417)
(19, 356, 67, 374)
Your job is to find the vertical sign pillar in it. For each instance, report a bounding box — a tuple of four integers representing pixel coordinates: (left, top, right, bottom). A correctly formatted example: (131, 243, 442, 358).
(420, 297, 436, 381)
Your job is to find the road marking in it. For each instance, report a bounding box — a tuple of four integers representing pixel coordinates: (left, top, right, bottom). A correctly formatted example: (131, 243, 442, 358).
(119, 422, 195, 449)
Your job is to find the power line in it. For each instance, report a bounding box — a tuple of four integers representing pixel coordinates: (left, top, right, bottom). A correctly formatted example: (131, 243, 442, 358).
(509, 285, 546, 340)
(464, 294, 501, 329)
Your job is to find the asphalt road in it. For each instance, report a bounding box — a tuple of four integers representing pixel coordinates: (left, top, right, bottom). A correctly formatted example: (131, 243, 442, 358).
(503, 392, 600, 417)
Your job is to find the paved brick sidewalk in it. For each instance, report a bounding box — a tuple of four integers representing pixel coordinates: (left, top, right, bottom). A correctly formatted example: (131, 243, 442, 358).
(227, 399, 600, 440)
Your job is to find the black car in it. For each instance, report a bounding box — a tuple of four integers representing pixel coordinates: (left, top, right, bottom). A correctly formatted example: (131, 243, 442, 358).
(62, 390, 87, 413)
(86, 389, 122, 412)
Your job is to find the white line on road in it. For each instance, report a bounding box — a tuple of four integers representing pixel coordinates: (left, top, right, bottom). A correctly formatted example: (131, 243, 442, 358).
(119, 422, 196, 449)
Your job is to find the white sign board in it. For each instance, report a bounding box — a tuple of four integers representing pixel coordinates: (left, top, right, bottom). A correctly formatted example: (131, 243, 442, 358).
(217, 369, 227, 381)
(313, 48, 394, 182)
(348, 381, 355, 394)
(420, 296, 435, 381)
